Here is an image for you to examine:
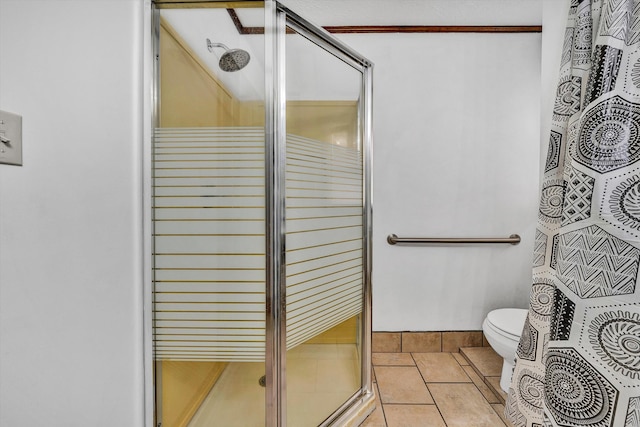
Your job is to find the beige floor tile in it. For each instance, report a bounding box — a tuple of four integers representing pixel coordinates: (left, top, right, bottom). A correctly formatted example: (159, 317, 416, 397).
(442, 331, 483, 352)
(452, 352, 469, 365)
(361, 384, 386, 427)
(413, 353, 470, 383)
(486, 376, 508, 404)
(374, 366, 433, 404)
(460, 347, 502, 377)
(372, 352, 415, 366)
(384, 404, 446, 427)
(401, 332, 441, 352)
(462, 365, 500, 404)
(429, 383, 507, 427)
(491, 403, 516, 427)
(373, 332, 401, 352)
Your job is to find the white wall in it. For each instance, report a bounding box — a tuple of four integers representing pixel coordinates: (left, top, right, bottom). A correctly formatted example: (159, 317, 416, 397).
(336, 1, 572, 332)
(336, 31, 542, 331)
(0, 1, 146, 426)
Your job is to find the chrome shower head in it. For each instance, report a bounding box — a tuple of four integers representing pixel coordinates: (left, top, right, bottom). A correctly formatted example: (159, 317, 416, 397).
(206, 39, 251, 72)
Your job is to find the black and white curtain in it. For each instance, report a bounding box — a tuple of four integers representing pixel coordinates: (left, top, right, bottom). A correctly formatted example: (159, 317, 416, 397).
(507, 0, 640, 426)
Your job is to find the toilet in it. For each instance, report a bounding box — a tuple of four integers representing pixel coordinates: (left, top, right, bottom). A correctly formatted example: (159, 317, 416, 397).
(482, 308, 528, 393)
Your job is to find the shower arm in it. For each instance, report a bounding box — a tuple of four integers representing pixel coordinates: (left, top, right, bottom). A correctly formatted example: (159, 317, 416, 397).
(207, 40, 229, 52)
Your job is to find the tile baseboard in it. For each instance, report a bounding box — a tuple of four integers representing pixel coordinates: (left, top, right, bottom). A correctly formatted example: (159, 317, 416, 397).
(372, 330, 491, 353)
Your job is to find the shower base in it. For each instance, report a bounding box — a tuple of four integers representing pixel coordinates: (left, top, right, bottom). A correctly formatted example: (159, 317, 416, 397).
(188, 343, 362, 427)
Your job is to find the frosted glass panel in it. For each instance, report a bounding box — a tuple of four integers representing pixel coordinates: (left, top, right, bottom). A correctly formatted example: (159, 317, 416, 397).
(153, 128, 363, 360)
(285, 135, 363, 348)
(284, 23, 365, 427)
(153, 127, 266, 362)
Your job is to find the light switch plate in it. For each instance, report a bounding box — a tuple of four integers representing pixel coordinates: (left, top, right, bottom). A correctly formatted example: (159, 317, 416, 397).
(0, 110, 23, 166)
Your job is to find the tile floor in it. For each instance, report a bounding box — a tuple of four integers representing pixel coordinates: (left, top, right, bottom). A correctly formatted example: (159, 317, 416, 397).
(362, 347, 515, 427)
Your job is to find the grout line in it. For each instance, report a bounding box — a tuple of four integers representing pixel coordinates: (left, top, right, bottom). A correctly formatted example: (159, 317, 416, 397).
(459, 348, 507, 404)
(469, 363, 485, 380)
(483, 377, 506, 405)
(458, 348, 473, 365)
(461, 365, 501, 405)
(490, 403, 511, 427)
(374, 382, 390, 427)
(426, 362, 450, 427)
(410, 352, 438, 406)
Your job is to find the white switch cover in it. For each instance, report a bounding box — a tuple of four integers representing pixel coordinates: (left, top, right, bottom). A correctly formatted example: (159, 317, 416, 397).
(0, 110, 23, 166)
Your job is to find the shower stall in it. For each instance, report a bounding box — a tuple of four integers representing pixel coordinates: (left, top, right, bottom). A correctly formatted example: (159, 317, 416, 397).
(150, 1, 373, 426)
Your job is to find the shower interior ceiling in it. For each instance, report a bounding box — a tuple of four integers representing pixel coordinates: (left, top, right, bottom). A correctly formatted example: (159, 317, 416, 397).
(163, 0, 543, 101)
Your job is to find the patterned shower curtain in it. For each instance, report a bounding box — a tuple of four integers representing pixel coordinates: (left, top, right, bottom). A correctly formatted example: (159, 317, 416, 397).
(506, 0, 640, 426)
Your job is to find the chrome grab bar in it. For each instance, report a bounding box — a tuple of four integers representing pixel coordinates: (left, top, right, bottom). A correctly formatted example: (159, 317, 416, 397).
(387, 234, 521, 245)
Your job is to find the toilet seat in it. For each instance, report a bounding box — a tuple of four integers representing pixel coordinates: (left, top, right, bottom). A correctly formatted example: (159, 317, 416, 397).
(486, 308, 527, 338)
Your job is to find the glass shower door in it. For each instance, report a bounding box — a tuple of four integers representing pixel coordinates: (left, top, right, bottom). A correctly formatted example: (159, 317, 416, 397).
(153, 4, 267, 427)
(151, 2, 372, 425)
(280, 12, 371, 427)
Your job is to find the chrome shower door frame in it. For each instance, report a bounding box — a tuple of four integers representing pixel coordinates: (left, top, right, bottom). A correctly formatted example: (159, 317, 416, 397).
(264, 2, 374, 426)
(147, 1, 373, 425)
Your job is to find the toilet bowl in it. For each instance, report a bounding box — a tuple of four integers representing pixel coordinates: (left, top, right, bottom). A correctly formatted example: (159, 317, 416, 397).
(482, 308, 528, 393)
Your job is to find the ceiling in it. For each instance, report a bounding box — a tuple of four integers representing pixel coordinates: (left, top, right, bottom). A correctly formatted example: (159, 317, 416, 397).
(161, 0, 543, 101)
